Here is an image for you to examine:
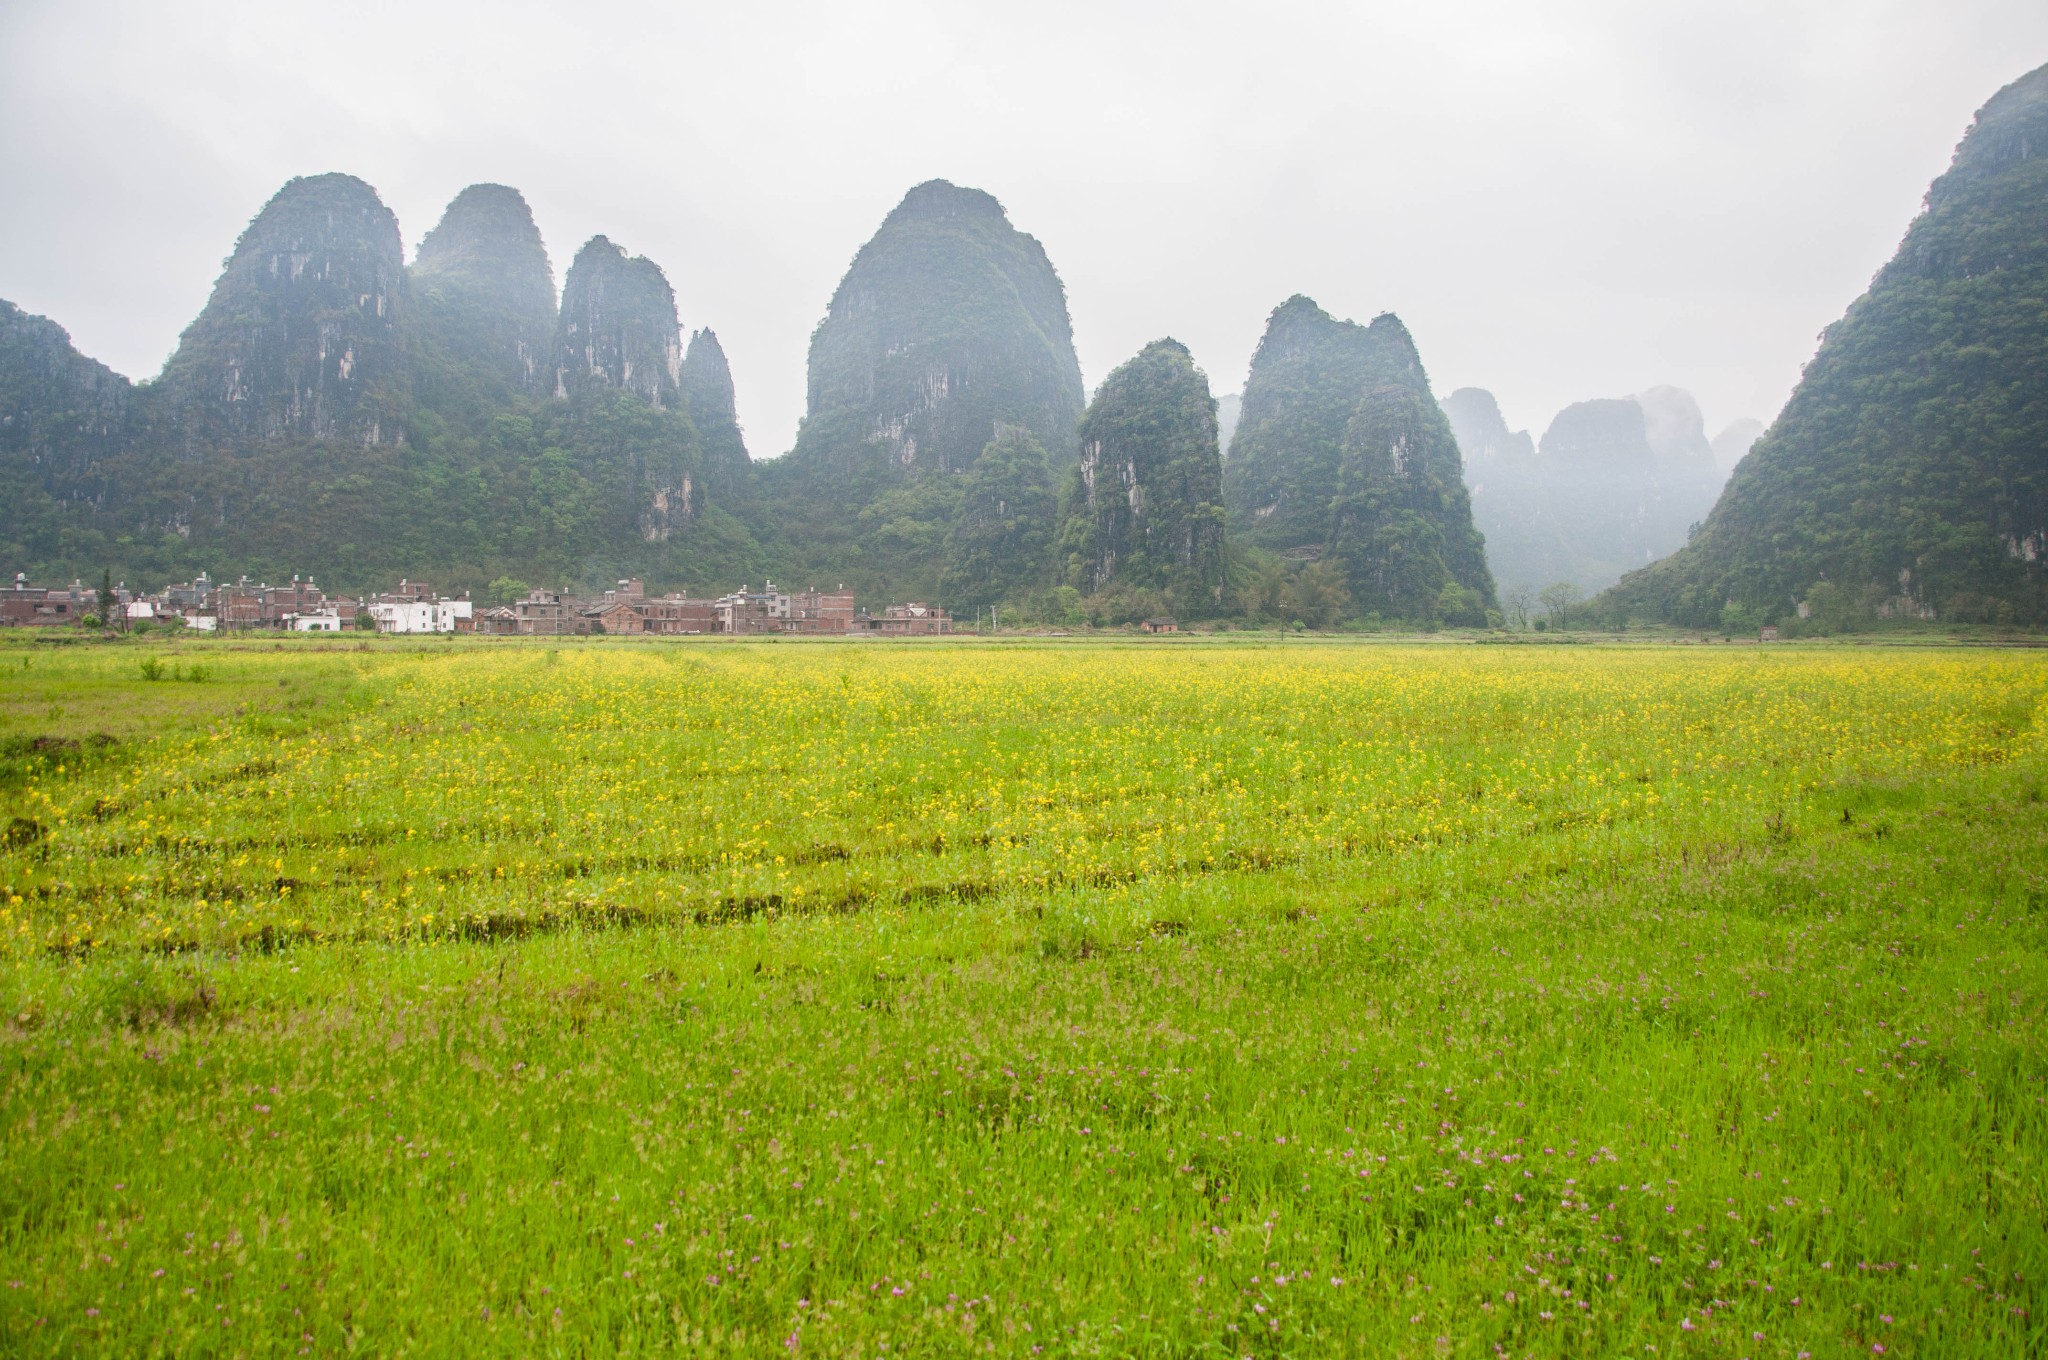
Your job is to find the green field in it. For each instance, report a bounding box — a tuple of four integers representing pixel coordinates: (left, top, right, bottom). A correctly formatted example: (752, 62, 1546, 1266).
(1, 635, 2044, 1357)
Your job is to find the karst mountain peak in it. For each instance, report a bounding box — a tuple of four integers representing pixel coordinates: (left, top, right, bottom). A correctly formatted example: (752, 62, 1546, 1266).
(6, 55, 2046, 633)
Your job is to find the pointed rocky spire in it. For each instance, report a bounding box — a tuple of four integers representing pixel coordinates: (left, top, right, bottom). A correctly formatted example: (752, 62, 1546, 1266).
(790, 178, 1084, 479)
(1224, 295, 1431, 552)
(1072, 339, 1226, 604)
(681, 328, 749, 500)
(159, 173, 406, 444)
(412, 184, 556, 394)
(551, 236, 682, 408)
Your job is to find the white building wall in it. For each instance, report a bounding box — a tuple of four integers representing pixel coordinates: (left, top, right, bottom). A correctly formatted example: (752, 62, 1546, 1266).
(369, 598, 471, 633)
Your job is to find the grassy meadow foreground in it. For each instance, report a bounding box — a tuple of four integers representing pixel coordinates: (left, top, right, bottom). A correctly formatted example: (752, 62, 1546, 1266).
(1, 636, 2044, 1357)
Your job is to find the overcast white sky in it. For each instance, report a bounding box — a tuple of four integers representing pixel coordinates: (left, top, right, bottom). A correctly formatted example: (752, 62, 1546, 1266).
(4, 0, 2045, 455)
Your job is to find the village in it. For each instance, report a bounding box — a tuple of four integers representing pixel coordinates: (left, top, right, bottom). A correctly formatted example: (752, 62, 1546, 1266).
(0, 572, 954, 637)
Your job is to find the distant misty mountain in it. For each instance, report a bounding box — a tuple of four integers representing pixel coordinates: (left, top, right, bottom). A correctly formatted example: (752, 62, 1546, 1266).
(1215, 392, 1241, 459)
(1710, 418, 1765, 475)
(1448, 386, 1734, 595)
(1440, 388, 1533, 466)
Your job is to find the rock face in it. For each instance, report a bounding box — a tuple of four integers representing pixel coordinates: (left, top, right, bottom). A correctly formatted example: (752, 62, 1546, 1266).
(552, 237, 683, 409)
(0, 302, 132, 486)
(1439, 387, 1534, 465)
(1609, 60, 2048, 626)
(680, 328, 750, 502)
(157, 173, 406, 444)
(1067, 339, 1227, 609)
(1225, 295, 1492, 620)
(411, 184, 556, 396)
(0, 301, 135, 554)
(768, 180, 1085, 601)
(788, 179, 1084, 480)
(0, 171, 777, 595)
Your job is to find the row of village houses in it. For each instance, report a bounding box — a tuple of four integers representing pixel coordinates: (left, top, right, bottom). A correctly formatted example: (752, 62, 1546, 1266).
(0, 573, 953, 636)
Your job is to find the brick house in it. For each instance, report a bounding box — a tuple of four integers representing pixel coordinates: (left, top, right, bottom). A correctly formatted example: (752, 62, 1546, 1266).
(860, 602, 952, 636)
(514, 589, 574, 635)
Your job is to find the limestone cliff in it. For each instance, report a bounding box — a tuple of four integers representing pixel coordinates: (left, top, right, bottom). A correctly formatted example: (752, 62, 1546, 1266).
(0, 301, 135, 549)
(157, 173, 406, 445)
(786, 179, 1083, 480)
(680, 328, 749, 503)
(552, 237, 683, 409)
(1325, 321, 1495, 620)
(768, 179, 1085, 600)
(1223, 296, 1427, 553)
(411, 184, 557, 398)
(0, 173, 763, 593)
(1067, 339, 1226, 609)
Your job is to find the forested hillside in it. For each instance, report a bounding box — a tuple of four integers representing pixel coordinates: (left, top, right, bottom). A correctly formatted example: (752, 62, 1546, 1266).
(1606, 60, 2048, 627)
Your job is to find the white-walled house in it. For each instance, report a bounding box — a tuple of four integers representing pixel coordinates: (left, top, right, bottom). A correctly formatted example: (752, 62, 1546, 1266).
(366, 597, 472, 634)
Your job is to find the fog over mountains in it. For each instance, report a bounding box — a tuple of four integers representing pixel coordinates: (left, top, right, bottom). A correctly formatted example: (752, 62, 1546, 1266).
(3, 56, 2045, 627)
(1441, 385, 1752, 595)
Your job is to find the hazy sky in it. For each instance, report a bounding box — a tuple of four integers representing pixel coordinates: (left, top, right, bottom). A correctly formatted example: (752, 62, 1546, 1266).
(5, 1, 2045, 456)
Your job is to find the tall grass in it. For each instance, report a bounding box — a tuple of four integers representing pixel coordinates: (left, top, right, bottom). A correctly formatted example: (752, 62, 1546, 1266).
(0, 637, 2042, 1355)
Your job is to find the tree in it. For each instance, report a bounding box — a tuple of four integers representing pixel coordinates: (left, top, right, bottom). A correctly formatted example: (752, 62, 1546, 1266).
(1502, 583, 1535, 630)
(487, 576, 531, 607)
(1283, 560, 1351, 629)
(1538, 581, 1584, 628)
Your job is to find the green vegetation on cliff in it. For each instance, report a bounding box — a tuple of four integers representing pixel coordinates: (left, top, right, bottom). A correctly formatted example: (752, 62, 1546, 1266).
(1329, 371, 1495, 623)
(942, 426, 1059, 615)
(409, 183, 557, 407)
(1063, 339, 1226, 615)
(680, 328, 751, 507)
(0, 301, 133, 547)
(1225, 296, 1412, 553)
(1608, 60, 2048, 627)
(1226, 297, 1493, 623)
(156, 173, 409, 447)
(766, 180, 1084, 602)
